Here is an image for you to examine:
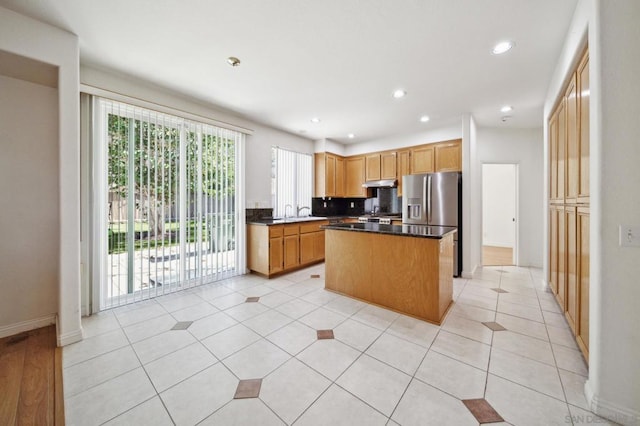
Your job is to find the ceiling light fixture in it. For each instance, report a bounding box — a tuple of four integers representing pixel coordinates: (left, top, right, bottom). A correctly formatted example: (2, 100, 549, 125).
(500, 105, 513, 113)
(392, 89, 407, 99)
(310, 117, 321, 123)
(347, 133, 355, 139)
(492, 41, 514, 55)
(227, 56, 241, 67)
(420, 115, 430, 123)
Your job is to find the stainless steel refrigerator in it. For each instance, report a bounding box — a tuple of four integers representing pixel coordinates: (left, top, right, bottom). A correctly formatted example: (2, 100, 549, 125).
(402, 172, 462, 276)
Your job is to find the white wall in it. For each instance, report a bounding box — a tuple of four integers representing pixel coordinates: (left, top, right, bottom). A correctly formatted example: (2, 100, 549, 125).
(0, 7, 81, 346)
(0, 75, 59, 334)
(482, 164, 516, 248)
(544, 0, 640, 422)
(475, 127, 544, 267)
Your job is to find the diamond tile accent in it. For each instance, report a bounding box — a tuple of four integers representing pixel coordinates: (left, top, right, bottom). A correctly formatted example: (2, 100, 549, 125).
(310, 274, 321, 278)
(245, 297, 260, 303)
(234, 379, 262, 399)
(482, 321, 507, 331)
(317, 330, 334, 340)
(171, 321, 193, 330)
(462, 398, 504, 423)
(491, 288, 509, 293)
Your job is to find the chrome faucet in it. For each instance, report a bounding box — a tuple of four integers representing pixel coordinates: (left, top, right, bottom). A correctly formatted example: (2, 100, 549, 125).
(372, 205, 380, 215)
(296, 205, 310, 217)
(284, 204, 293, 218)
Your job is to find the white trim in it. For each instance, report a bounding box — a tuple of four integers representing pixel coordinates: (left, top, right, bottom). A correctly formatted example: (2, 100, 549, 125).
(585, 380, 640, 426)
(57, 328, 84, 347)
(80, 84, 254, 136)
(0, 315, 56, 339)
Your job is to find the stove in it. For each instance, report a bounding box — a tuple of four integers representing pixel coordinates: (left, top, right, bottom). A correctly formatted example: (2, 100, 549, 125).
(357, 214, 401, 225)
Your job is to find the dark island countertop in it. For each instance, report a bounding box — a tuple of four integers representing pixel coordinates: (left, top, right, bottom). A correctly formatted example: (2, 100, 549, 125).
(321, 222, 457, 239)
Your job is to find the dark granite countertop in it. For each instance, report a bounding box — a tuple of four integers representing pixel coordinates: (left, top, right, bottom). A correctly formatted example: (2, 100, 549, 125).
(321, 223, 457, 239)
(247, 216, 329, 226)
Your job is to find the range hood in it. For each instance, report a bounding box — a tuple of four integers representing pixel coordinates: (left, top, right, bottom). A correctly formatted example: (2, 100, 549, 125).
(362, 179, 397, 188)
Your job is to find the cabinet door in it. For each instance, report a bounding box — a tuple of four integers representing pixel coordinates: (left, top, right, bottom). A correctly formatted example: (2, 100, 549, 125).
(397, 150, 410, 196)
(565, 76, 579, 204)
(411, 145, 435, 174)
(549, 111, 559, 201)
(345, 156, 366, 197)
(557, 100, 566, 201)
(283, 234, 299, 269)
(577, 207, 589, 359)
(549, 206, 559, 294)
(565, 206, 578, 332)
(314, 231, 325, 261)
(365, 154, 381, 181)
(325, 154, 336, 196)
(381, 152, 397, 179)
(269, 236, 283, 274)
(335, 156, 345, 197)
(435, 140, 461, 172)
(299, 232, 315, 265)
(577, 52, 590, 204)
(557, 206, 566, 310)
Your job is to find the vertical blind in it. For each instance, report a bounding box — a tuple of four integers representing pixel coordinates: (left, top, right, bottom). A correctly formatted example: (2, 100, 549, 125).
(272, 147, 313, 218)
(93, 97, 245, 309)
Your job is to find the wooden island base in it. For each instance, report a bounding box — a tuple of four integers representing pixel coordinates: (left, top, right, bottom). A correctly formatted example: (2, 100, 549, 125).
(324, 229, 453, 325)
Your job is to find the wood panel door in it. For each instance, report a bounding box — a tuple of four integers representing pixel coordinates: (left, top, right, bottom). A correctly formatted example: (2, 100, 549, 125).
(345, 156, 366, 197)
(557, 100, 566, 202)
(314, 231, 325, 261)
(577, 207, 589, 359)
(435, 140, 461, 172)
(557, 205, 567, 310)
(299, 232, 315, 265)
(549, 110, 559, 202)
(397, 150, 410, 196)
(325, 154, 336, 196)
(283, 234, 299, 269)
(578, 51, 590, 204)
(565, 206, 578, 333)
(549, 206, 559, 294)
(365, 154, 381, 181)
(410, 145, 435, 174)
(269, 236, 283, 274)
(381, 152, 397, 179)
(565, 75, 579, 204)
(335, 156, 345, 197)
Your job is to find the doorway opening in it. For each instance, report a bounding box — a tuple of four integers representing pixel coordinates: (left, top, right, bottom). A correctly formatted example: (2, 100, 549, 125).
(482, 163, 518, 266)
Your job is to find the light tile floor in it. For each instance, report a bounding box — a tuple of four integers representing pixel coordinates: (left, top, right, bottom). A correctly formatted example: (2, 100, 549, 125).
(64, 264, 612, 425)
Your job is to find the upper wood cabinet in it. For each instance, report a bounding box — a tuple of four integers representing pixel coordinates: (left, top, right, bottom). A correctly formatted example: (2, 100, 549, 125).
(577, 52, 590, 204)
(397, 150, 410, 196)
(365, 154, 381, 181)
(565, 75, 579, 204)
(345, 156, 366, 197)
(435, 140, 462, 172)
(410, 145, 435, 174)
(381, 152, 397, 179)
(314, 152, 344, 197)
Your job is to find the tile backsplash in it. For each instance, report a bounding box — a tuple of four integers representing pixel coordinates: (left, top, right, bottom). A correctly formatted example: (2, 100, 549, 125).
(245, 208, 274, 221)
(311, 198, 365, 217)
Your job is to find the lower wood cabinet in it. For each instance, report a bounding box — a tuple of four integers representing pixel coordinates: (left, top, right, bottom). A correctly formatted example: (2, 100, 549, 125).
(247, 220, 328, 277)
(576, 207, 590, 359)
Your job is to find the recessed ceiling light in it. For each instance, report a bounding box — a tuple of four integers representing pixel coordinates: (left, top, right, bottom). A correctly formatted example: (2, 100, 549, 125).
(392, 89, 407, 99)
(310, 117, 321, 123)
(347, 133, 355, 139)
(500, 105, 513, 113)
(227, 56, 241, 66)
(420, 115, 430, 123)
(492, 41, 514, 55)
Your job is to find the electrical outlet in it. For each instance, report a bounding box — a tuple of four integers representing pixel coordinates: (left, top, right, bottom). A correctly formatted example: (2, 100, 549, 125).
(350, 202, 354, 208)
(323, 202, 327, 208)
(619, 225, 640, 247)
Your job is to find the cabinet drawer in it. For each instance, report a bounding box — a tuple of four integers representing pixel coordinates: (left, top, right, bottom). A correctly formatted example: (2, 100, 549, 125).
(300, 220, 329, 234)
(269, 226, 283, 238)
(284, 224, 299, 236)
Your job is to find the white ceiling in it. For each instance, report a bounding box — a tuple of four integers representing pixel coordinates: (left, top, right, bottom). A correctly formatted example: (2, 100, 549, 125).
(0, 0, 577, 144)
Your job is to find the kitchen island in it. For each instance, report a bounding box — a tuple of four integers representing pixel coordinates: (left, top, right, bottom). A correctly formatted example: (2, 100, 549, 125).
(322, 223, 456, 324)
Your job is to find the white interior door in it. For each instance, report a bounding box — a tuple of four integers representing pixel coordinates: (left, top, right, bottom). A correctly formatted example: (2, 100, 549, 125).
(482, 163, 517, 266)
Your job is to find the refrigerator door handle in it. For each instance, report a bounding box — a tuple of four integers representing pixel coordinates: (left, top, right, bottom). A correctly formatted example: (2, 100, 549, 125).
(426, 174, 432, 223)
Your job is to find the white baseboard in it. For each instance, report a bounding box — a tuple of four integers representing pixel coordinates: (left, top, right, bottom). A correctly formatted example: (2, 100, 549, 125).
(585, 380, 640, 425)
(0, 315, 56, 339)
(57, 326, 84, 347)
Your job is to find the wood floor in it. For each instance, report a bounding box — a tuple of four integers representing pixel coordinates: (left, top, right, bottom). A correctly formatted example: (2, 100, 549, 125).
(482, 245, 514, 266)
(0, 325, 64, 425)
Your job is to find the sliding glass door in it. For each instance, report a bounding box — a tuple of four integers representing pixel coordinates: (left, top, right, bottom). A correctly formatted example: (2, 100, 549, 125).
(93, 98, 244, 309)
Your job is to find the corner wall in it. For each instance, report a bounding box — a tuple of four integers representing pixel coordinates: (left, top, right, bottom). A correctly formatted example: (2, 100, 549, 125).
(0, 6, 82, 345)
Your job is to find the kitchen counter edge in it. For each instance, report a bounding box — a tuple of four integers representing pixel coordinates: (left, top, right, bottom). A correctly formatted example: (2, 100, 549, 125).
(321, 223, 456, 239)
